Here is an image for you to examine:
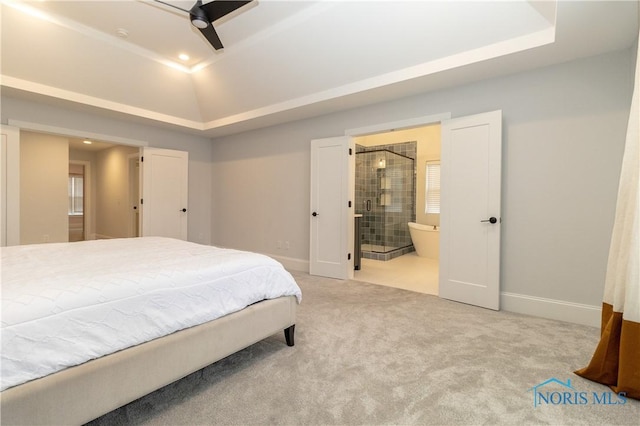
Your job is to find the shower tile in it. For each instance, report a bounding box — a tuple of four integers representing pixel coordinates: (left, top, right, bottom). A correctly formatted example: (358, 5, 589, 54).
(357, 142, 417, 260)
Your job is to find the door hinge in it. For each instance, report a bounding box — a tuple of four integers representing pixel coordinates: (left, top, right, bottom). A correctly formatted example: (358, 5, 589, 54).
(348, 200, 352, 208)
(349, 148, 353, 155)
(140, 198, 143, 205)
(348, 253, 351, 260)
(141, 156, 144, 162)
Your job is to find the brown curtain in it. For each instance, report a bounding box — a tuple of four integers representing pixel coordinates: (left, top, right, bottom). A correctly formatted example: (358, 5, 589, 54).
(576, 305, 640, 399)
(574, 32, 640, 400)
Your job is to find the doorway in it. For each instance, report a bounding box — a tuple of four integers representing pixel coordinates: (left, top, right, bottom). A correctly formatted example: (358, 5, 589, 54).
(68, 162, 85, 242)
(345, 110, 503, 310)
(69, 137, 139, 240)
(17, 130, 140, 243)
(352, 124, 441, 295)
(14, 126, 189, 244)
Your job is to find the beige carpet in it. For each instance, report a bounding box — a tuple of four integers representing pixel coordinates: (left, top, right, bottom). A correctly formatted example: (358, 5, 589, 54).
(88, 272, 639, 425)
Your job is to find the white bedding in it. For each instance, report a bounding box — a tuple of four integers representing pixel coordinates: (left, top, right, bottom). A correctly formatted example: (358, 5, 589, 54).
(1, 237, 302, 391)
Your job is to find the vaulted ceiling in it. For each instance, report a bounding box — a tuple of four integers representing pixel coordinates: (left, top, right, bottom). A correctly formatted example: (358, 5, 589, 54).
(1, 1, 638, 137)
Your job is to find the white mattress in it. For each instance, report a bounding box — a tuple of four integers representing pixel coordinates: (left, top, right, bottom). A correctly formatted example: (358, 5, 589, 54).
(1, 237, 302, 391)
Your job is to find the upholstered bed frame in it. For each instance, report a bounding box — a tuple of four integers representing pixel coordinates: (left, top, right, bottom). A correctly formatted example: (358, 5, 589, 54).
(1, 295, 297, 425)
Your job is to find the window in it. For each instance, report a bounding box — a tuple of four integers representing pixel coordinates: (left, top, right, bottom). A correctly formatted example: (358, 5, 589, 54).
(68, 175, 84, 215)
(425, 161, 440, 214)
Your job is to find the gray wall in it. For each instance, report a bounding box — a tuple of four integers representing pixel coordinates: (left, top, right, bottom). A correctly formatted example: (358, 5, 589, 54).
(0, 98, 214, 245)
(1, 47, 634, 312)
(210, 48, 634, 308)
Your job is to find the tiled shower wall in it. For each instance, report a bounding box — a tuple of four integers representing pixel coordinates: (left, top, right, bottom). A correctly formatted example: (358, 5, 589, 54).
(356, 142, 416, 259)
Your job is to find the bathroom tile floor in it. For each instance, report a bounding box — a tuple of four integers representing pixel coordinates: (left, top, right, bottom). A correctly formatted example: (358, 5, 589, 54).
(354, 252, 439, 295)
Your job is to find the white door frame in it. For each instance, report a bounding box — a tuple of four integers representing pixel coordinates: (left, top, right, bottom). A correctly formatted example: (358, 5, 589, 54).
(4, 120, 148, 244)
(339, 113, 451, 274)
(7, 120, 149, 149)
(345, 113, 452, 138)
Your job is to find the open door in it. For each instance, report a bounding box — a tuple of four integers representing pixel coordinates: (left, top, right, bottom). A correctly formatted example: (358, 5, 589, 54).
(310, 136, 354, 279)
(140, 147, 189, 240)
(439, 110, 502, 310)
(129, 155, 140, 237)
(0, 125, 20, 247)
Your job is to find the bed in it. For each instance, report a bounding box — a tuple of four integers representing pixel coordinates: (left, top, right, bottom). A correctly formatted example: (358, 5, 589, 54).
(1, 237, 302, 425)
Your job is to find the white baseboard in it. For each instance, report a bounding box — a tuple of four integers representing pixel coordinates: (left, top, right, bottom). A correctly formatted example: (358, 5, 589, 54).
(211, 246, 309, 273)
(268, 254, 309, 272)
(501, 292, 601, 328)
(94, 234, 116, 240)
(233, 249, 602, 328)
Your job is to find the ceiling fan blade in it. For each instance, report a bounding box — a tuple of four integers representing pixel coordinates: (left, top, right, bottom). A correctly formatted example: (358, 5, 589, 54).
(198, 24, 224, 50)
(152, 0, 191, 14)
(200, 0, 253, 22)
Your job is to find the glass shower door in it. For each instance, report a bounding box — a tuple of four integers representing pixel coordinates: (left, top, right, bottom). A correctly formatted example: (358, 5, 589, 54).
(356, 149, 415, 254)
(356, 150, 383, 252)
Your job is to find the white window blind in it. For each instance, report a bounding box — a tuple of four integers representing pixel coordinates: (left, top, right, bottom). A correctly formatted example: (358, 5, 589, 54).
(425, 161, 440, 214)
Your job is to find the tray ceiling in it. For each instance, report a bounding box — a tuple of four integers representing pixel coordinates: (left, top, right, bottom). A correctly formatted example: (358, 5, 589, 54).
(1, 1, 638, 137)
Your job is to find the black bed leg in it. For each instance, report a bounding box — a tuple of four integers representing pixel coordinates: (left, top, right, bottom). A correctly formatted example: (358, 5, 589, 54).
(284, 325, 295, 347)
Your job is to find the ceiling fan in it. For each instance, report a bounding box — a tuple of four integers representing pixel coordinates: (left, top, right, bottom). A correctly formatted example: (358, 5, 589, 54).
(154, 0, 254, 50)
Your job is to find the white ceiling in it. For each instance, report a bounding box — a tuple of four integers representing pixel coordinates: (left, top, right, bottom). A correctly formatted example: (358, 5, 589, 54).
(1, 1, 638, 138)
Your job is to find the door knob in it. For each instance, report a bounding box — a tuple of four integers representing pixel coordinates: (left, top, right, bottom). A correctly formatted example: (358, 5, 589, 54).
(180, 208, 187, 212)
(480, 217, 498, 224)
(312, 212, 319, 217)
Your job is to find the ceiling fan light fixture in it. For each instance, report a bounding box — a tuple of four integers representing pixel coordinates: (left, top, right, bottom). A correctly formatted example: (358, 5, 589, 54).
(191, 16, 209, 29)
(189, 1, 209, 29)
(152, 0, 253, 50)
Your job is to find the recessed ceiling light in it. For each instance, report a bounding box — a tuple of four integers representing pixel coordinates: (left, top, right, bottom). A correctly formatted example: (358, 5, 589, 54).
(178, 53, 190, 61)
(83, 140, 92, 145)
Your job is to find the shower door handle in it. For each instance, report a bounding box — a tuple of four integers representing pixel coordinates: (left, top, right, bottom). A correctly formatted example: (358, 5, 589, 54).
(366, 200, 371, 211)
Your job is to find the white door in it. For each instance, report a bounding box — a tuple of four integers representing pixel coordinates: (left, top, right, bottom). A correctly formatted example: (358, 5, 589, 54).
(439, 110, 502, 310)
(310, 136, 354, 279)
(1, 133, 6, 247)
(140, 147, 189, 240)
(129, 155, 140, 237)
(0, 125, 20, 247)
